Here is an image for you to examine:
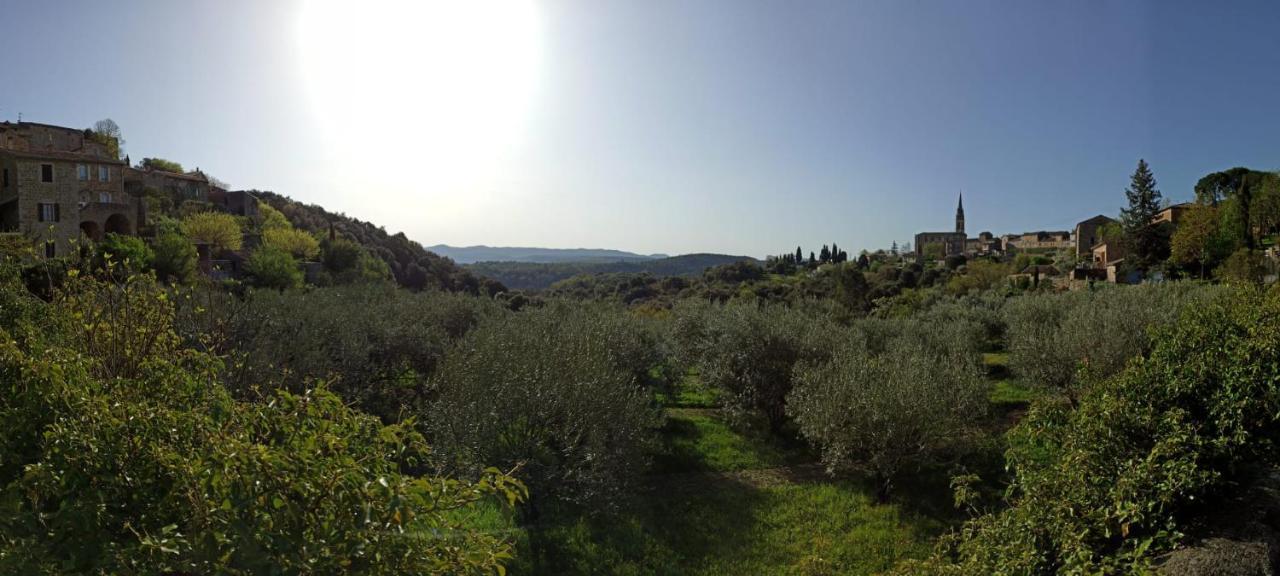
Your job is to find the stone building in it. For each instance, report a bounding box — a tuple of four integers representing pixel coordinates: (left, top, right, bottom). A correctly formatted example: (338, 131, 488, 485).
(124, 165, 211, 203)
(915, 193, 968, 258)
(1001, 230, 1072, 252)
(1073, 214, 1115, 256)
(1153, 203, 1192, 226)
(0, 122, 137, 257)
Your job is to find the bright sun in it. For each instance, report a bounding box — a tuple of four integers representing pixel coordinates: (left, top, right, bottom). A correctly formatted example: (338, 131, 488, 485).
(297, 0, 542, 194)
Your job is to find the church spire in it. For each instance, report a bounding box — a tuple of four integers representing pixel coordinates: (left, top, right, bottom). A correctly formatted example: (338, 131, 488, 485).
(955, 191, 965, 234)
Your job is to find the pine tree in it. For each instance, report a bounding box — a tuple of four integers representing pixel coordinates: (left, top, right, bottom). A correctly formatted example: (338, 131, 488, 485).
(820, 245, 831, 263)
(795, 246, 803, 263)
(1120, 159, 1168, 272)
(809, 251, 817, 266)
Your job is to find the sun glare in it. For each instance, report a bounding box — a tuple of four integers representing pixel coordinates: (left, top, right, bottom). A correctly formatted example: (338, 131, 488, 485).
(297, 0, 542, 194)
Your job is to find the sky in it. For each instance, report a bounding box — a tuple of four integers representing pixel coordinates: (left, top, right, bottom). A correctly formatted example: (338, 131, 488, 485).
(2, 0, 1278, 257)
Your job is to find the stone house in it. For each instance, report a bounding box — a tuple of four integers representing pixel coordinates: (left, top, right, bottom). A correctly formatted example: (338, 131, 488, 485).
(124, 165, 211, 204)
(0, 122, 137, 257)
(1153, 203, 1192, 226)
(1001, 230, 1072, 252)
(1073, 215, 1115, 256)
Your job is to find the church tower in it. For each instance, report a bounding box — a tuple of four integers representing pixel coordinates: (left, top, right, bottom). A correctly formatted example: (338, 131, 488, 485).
(955, 192, 965, 234)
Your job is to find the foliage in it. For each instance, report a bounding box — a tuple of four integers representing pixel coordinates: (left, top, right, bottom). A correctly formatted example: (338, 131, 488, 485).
(472, 254, 755, 292)
(427, 304, 661, 512)
(87, 118, 123, 159)
(946, 260, 1011, 295)
(152, 231, 198, 284)
(789, 318, 988, 498)
(0, 267, 522, 575)
(257, 203, 291, 231)
(139, 157, 184, 173)
(209, 283, 495, 420)
(253, 191, 505, 295)
(675, 301, 839, 432)
(97, 232, 153, 271)
(1216, 248, 1267, 285)
(180, 211, 243, 253)
(244, 246, 301, 290)
(1002, 284, 1220, 402)
(1169, 203, 1228, 277)
(262, 226, 321, 261)
(899, 286, 1280, 573)
(320, 236, 393, 284)
(1119, 159, 1168, 272)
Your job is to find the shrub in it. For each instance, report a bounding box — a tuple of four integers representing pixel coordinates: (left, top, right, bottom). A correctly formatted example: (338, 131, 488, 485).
(427, 304, 661, 512)
(687, 302, 839, 432)
(0, 268, 522, 575)
(263, 226, 321, 260)
(789, 318, 988, 499)
(97, 232, 153, 271)
(244, 246, 301, 290)
(180, 211, 243, 253)
(152, 231, 198, 284)
(898, 286, 1280, 573)
(1216, 248, 1267, 285)
(212, 284, 495, 420)
(1002, 283, 1220, 402)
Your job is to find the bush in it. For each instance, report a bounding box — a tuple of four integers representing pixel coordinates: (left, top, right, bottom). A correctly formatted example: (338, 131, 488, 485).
(1216, 248, 1267, 285)
(1002, 283, 1220, 402)
(0, 268, 522, 575)
(97, 232, 153, 271)
(244, 246, 301, 290)
(899, 286, 1280, 573)
(427, 304, 661, 512)
(263, 226, 321, 260)
(789, 318, 988, 499)
(180, 211, 243, 253)
(682, 301, 839, 432)
(212, 284, 495, 420)
(152, 231, 198, 284)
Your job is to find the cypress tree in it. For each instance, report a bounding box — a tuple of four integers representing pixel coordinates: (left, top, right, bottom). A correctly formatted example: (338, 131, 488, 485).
(795, 246, 803, 263)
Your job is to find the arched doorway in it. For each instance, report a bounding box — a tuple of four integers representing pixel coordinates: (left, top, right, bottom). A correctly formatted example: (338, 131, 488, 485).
(80, 221, 103, 242)
(104, 213, 131, 236)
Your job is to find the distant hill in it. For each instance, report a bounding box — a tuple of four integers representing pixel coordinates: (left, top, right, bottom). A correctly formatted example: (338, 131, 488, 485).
(252, 191, 504, 295)
(466, 253, 759, 291)
(427, 245, 667, 264)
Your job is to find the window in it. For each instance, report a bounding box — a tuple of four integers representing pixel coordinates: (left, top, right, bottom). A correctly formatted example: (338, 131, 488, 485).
(41, 164, 53, 183)
(44, 241, 56, 258)
(99, 191, 112, 203)
(38, 203, 59, 223)
(77, 164, 88, 181)
(98, 165, 109, 182)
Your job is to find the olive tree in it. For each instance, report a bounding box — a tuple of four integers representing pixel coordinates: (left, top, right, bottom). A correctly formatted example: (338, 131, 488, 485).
(789, 319, 988, 499)
(427, 303, 661, 513)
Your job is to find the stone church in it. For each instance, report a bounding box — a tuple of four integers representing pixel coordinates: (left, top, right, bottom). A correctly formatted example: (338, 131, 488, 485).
(914, 194, 969, 258)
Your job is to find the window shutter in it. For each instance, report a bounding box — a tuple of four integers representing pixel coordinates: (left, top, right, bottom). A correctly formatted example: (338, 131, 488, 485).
(54, 203, 60, 222)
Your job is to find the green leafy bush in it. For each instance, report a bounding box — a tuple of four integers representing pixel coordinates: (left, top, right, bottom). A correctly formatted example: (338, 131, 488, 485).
(899, 285, 1280, 573)
(97, 232, 154, 271)
(212, 283, 496, 420)
(675, 301, 838, 432)
(244, 246, 301, 290)
(1003, 283, 1220, 401)
(427, 304, 662, 512)
(789, 318, 988, 498)
(152, 231, 198, 284)
(0, 268, 522, 575)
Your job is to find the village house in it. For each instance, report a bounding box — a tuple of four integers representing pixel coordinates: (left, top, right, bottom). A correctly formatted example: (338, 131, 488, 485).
(1073, 214, 1114, 256)
(1001, 230, 1072, 252)
(0, 122, 138, 257)
(124, 165, 211, 203)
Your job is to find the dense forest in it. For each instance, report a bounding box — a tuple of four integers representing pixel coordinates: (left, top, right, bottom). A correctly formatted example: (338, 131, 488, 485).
(3, 162, 1280, 574)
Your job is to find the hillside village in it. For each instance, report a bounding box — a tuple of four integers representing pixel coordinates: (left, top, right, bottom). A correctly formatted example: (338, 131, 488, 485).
(2, 119, 1276, 299)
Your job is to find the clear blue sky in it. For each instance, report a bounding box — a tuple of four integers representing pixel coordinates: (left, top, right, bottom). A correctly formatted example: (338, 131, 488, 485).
(3, 0, 1278, 257)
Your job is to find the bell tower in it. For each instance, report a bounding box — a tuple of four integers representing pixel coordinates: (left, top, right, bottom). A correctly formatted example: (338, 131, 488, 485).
(955, 192, 965, 234)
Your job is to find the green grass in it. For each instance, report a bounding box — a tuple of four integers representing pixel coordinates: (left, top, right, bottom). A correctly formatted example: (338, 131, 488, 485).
(654, 409, 797, 473)
(514, 479, 940, 576)
(655, 370, 719, 408)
